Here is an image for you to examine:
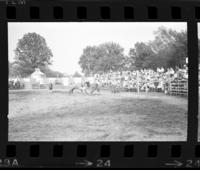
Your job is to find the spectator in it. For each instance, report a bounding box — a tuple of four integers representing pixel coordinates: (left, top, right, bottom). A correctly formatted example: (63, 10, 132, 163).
(94, 67, 188, 94)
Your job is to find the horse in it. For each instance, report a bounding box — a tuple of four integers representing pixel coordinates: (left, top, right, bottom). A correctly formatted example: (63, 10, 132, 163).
(90, 82, 100, 95)
(68, 81, 100, 95)
(68, 81, 89, 95)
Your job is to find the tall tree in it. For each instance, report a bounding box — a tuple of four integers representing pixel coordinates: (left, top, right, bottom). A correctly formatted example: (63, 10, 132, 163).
(79, 42, 125, 75)
(14, 32, 53, 77)
(79, 46, 99, 76)
(128, 27, 187, 70)
(133, 42, 155, 69)
(151, 27, 187, 68)
(97, 42, 125, 72)
(9, 61, 21, 78)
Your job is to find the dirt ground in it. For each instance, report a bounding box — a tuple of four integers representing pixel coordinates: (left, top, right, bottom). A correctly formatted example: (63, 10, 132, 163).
(9, 89, 188, 141)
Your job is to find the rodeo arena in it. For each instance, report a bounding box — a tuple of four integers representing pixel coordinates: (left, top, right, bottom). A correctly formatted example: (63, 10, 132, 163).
(9, 64, 189, 141)
(9, 66, 188, 96)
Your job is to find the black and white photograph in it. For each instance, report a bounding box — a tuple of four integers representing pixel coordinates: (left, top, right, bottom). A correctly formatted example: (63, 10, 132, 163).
(8, 22, 188, 141)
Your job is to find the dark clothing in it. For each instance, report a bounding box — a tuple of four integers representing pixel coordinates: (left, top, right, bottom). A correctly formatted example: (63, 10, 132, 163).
(49, 83, 53, 90)
(85, 81, 90, 88)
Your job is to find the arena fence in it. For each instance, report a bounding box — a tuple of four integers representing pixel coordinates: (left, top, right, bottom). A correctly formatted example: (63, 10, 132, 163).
(9, 77, 188, 96)
(169, 79, 188, 96)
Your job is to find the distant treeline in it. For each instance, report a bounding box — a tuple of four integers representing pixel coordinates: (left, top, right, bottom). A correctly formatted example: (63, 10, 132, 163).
(8, 27, 199, 78)
(79, 26, 190, 76)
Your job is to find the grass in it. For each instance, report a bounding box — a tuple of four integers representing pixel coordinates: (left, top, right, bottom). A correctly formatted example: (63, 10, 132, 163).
(8, 89, 189, 141)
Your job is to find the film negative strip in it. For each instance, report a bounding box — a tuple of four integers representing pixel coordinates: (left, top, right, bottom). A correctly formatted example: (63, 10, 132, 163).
(0, 0, 200, 168)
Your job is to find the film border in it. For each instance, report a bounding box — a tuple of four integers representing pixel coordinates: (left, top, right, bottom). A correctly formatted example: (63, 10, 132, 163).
(0, 0, 199, 168)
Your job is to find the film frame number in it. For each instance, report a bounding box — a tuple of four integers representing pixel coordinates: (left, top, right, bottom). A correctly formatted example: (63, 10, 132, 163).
(96, 159, 111, 168)
(185, 160, 200, 168)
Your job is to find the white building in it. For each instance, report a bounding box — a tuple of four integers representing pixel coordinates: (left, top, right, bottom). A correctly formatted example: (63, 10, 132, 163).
(23, 68, 49, 89)
(31, 68, 48, 84)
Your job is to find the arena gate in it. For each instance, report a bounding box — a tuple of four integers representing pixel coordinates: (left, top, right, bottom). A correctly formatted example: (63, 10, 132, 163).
(169, 79, 188, 96)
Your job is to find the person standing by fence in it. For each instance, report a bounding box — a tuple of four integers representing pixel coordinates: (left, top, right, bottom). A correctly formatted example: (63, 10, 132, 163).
(49, 82, 53, 91)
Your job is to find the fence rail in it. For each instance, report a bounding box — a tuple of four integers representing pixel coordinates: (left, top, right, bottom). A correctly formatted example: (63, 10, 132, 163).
(169, 80, 188, 96)
(9, 77, 189, 96)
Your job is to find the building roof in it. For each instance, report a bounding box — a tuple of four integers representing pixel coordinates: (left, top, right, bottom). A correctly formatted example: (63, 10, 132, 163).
(31, 68, 45, 78)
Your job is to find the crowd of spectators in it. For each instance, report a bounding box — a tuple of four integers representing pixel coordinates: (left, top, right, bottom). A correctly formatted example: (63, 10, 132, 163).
(9, 78, 25, 89)
(9, 66, 188, 94)
(93, 66, 188, 93)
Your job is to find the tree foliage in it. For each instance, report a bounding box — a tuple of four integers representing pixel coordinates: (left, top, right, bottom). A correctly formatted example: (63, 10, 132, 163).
(79, 42, 125, 75)
(79, 46, 99, 76)
(9, 62, 21, 78)
(128, 27, 187, 70)
(13, 32, 53, 77)
(9, 62, 64, 78)
(40, 66, 64, 77)
(79, 27, 187, 75)
(133, 42, 155, 69)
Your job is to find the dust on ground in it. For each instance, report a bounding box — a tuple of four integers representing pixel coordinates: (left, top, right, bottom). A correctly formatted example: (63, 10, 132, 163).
(9, 90, 188, 141)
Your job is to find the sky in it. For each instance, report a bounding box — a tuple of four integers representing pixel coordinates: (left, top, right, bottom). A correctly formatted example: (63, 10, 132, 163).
(8, 22, 186, 75)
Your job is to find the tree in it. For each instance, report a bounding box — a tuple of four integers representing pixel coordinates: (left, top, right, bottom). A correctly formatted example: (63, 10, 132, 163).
(125, 48, 136, 71)
(73, 71, 82, 77)
(97, 42, 125, 72)
(40, 66, 64, 77)
(151, 27, 187, 69)
(133, 42, 155, 69)
(79, 42, 125, 75)
(9, 61, 21, 78)
(128, 26, 187, 70)
(14, 32, 53, 77)
(79, 46, 99, 76)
